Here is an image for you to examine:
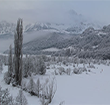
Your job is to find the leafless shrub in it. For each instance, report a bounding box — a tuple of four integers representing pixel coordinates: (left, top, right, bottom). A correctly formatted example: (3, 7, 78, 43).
(36, 78, 41, 97)
(40, 77, 57, 104)
(73, 67, 87, 74)
(40, 95, 48, 105)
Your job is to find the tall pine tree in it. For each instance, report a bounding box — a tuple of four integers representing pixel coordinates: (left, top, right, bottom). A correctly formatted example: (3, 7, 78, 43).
(14, 18, 23, 86)
(8, 45, 13, 78)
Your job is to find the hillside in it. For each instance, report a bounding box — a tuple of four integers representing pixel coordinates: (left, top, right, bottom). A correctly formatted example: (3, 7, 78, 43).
(22, 24, 110, 59)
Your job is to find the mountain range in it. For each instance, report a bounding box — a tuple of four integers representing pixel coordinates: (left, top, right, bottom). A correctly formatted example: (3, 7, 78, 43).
(0, 10, 103, 37)
(21, 25, 110, 59)
(0, 10, 110, 59)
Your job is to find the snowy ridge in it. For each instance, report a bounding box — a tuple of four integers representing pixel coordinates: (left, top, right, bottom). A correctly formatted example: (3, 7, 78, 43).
(0, 21, 15, 35)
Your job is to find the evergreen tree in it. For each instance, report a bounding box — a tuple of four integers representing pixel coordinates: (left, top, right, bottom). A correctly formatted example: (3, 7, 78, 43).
(0, 87, 14, 105)
(23, 55, 34, 77)
(36, 78, 41, 97)
(0, 59, 3, 73)
(4, 45, 14, 85)
(8, 45, 13, 79)
(27, 78, 36, 95)
(22, 55, 28, 78)
(15, 89, 28, 105)
(14, 18, 23, 86)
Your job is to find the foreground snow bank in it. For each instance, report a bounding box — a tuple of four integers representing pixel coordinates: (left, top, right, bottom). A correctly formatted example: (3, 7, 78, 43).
(0, 64, 110, 105)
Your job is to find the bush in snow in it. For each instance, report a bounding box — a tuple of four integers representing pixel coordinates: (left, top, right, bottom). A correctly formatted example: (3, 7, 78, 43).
(66, 68, 71, 75)
(4, 71, 12, 85)
(4, 46, 15, 85)
(25, 76, 57, 104)
(26, 78, 36, 95)
(107, 61, 110, 66)
(73, 67, 87, 74)
(62, 60, 67, 65)
(22, 56, 35, 78)
(41, 77, 57, 104)
(40, 95, 47, 105)
(87, 65, 95, 69)
(58, 67, 65, 75)
(21, 80, 27, 91)
(15, 89, 28, 105)
(0, 86, 14, 105)
(22, 55, 47, 77)
(37, 57, 46, 75)
(36, 78, 41, 97)
(73, 68, 80, 74)
(46, 63, 50, 69)
(73, 57, 79, 66)
(54, 70, 58, 75)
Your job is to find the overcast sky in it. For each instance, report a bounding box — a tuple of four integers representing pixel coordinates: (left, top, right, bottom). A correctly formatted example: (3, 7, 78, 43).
(0, 0, 110, 25)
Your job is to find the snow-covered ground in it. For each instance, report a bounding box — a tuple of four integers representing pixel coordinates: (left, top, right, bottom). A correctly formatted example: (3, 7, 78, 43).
(0, 64, 110, 105)
(54, 66, 110, 105)
(42, 48, 61, 52)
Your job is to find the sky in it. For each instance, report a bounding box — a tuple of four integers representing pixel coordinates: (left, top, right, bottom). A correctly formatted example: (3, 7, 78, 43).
(0, 0, 110, 25)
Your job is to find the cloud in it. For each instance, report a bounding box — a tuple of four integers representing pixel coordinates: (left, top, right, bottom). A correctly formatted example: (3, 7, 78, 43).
(0, 0, 110, 25)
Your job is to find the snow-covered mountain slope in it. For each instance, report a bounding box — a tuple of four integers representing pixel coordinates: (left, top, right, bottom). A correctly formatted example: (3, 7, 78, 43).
(2, 23, 110, 59)
(0, 9, 108, 56)
(22, 31, 73, 54)
(21, 24, 110, 59)
(0, 21, 15, 36)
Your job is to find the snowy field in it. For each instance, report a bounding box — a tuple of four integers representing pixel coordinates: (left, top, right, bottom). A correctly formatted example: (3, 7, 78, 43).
(0, 63, 110, 105)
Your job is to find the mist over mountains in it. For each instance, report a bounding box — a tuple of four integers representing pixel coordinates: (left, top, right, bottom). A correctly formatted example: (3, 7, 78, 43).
(0, 10, 102, 36)
(0, 9, 110, 59)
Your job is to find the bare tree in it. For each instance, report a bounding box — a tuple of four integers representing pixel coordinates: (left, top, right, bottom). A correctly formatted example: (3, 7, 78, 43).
(42, 77, 57, 104)
(36, 78, 41, 97)
(48, 78, 57, 103)
(14, 18, 23, 86)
